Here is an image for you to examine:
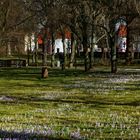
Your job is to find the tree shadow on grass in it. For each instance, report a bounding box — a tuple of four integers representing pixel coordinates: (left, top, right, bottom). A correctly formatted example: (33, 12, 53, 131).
(0, 67, 140, 107)
(0, 130, 69, 140)
(1, 93, 139, 108)
(0, 68, 87, 82)
(0, 67, 41, 80)
(0, 67, 112, 80)
(0, 67, 139, 83)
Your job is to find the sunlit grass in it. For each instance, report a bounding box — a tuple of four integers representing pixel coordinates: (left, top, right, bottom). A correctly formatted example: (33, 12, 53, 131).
(0, 67, 139, 139)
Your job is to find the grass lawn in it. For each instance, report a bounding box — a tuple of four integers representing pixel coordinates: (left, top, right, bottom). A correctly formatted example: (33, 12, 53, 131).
(0, 66, 139, 139)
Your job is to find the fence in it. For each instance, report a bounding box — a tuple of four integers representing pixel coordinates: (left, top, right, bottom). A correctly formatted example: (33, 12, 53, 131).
(0, 59, 26, 67)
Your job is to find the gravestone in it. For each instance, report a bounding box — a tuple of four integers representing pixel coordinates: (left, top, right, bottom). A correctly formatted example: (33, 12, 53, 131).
(42, 67, 48, 78)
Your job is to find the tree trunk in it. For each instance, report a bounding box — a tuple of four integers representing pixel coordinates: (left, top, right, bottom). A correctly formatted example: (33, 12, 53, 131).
(83, 35, 89, 72)
(74, 40, 78, 69)
(81, 21, 89, 72)
(101, 47, 104, 64)
(126, 47, 132, 65)
(51, 33, 55, 68)
(62, 36, 66, 70)
(110, 35, 117, 73)
(90, 32, 96, 69)
(105, 17, 117, 73)
(6, 42, 11, 56)
(105, 19, 111, 64)
(125, 27, 132, 65)
(27, 43, 30, 66)
(34, 35, 38, 66)
(42, 43, 48, 78)
(5, 44, 8, 57)
(41, 35, 48, 78)
(27, 35, 32, 66)
(42, 42, 47, 66)
(69, 33, 75, 68)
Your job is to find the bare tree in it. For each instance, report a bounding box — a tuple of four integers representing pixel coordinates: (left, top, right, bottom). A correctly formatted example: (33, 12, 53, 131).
(97, 0, 140, 72)
(0, 0, 36, 58)
(60, 0, 103, 71)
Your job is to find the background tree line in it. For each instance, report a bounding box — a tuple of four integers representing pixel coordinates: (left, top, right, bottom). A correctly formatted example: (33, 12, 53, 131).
(0, 0, 140, 75)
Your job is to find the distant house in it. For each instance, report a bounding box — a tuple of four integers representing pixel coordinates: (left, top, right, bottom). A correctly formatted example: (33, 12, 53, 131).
(115, 17, 127, 52)
(24, 33, 36, 52)
(37, 28, 71, 54)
